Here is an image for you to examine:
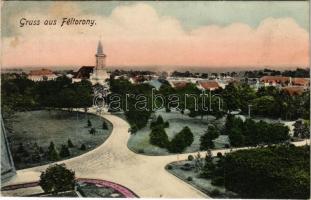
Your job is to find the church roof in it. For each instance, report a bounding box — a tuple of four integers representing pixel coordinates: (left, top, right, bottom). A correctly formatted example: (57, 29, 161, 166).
(73, 66, 94, 79)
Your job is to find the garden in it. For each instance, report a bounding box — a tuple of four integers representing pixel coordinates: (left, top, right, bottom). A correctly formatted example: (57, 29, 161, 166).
(5, 110, 112, 169)
(166, 145, 310, 199)
(127, 109, 225, 155)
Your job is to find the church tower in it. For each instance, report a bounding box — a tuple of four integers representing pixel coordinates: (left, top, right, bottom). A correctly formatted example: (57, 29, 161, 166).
(92, 41, 109, 84)
(95, 41, 106, 70)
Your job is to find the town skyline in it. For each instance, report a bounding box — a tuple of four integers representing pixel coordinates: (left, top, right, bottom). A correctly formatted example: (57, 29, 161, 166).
(2, 1, 309, 69)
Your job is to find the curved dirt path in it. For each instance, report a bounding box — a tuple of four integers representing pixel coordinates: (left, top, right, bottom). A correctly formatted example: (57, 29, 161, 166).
(3, 109, 208, 198)
(3, 109, 310, 198)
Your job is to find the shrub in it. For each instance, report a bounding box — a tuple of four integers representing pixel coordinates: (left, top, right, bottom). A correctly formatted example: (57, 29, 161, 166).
(138, 149, 145, 153)
(188, 155, 194, 161)
(39, 164, 75, 194)
(67, 139, 74, 148)
(217, 152, 223, 158)
(187, 176, 193, 181)
(164, 121, 169, 128)
(102, 121, 108, 130)
(211, 176, 224, 186)
(130, 124, 138, 134)
(167, 165, 173, 170)
(89, 128, 96, 135)
(87, 119, 92, 127)
(59, 145, 70, 158)
(17, 143, 29, 157)
(47, 142, 59, 161)
(210, 189, 221, 196)
(80, 144, 86, 151)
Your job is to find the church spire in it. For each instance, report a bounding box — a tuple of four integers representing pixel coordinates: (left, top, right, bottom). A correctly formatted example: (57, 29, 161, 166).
(97, 40, 104, 54)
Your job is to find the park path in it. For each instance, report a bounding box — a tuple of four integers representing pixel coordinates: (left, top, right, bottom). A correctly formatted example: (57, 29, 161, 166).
(2, 109, 310, 198)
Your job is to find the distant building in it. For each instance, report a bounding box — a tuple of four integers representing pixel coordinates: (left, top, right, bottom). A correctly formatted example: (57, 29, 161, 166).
(90, 41, 109, 85)
(259, 76, 310, 88)
(169, 81, 190, 89)
(197, 80, 220, 91)
(213, 135, 230, 148)
(73, 41, 109, 85)
(72, 66, 94, 81)
(28, 68, 57, 81)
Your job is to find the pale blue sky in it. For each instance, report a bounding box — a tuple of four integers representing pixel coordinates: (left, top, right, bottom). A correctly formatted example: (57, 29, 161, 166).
(2, 1, 309, 37)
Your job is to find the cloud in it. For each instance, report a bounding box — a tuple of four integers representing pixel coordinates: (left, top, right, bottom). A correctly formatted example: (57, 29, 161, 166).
(2, 3, 309, 68)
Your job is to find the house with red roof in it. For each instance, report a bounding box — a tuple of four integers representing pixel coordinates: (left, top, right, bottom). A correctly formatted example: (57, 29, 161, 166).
(28, 68, 57, 81)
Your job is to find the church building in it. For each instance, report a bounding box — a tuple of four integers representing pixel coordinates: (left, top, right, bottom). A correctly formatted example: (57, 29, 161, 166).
(73, 41, 109, 85)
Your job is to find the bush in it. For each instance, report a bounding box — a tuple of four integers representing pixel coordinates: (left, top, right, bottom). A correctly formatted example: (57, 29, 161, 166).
(138, 149, 145, 153)
(39, 164, 75, 194)
(89, 128, 96, 135)
(217, 152, 223, 157)
(59, 145, 70, 158)
(167, 165, 173, 170)
(211, 176, 224, 186)
(102, 121, 108, 130)
(47, 142, 59, 161)
(210, 189, 221, 196)
(80, 144, 86, 151)
(87, 119, 92, 127)
(17, 143, 29, 157)
(187, 176, 193, 181)
(164, 121, 169, 128)
(67, 139, 74, 148)
(188, 155, 194, 161)
(130, 124, 138, 134)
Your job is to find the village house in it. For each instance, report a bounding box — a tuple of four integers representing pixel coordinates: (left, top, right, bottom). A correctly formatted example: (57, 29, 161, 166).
(27, 68, 57, 81)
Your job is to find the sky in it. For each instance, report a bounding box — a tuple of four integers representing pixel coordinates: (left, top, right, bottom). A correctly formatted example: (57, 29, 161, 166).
(1, 1, 309, 69)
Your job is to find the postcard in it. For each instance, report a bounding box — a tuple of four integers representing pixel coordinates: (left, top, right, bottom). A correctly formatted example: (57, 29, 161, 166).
(1, 0, 310, 199)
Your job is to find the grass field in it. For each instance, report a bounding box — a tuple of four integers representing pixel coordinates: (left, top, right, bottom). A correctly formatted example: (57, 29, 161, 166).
(127, 109, 225, 155)
(6, 110, 112, 169)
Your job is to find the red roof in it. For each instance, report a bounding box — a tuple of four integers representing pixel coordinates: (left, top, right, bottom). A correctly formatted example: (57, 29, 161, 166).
(260, 76, 289, 83)
(171, 81, 189, 89)
(198, 80, 220, 90)
(260, 76, 309, 86)
(29, 69, 55, 76)
(282, 87, 306, 96)
(292, 78, 310, 86)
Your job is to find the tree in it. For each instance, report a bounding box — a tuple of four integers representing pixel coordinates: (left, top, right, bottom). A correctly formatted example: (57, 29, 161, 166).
(200, 125, 219, 150)
(149, 126, 169, 148)
(16, 142, 29, 157)
(229, 127, 245, 147)
(223, 145, 310, 199)
(59, 145, 70, 158)
(200, 153, 215, 179)
(168, 126, 194, 153)
(31, 143, 41, 163)
(39, 164, 75, 195)
(293, 120, 310, 139)
(47, 142, 59, 161)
